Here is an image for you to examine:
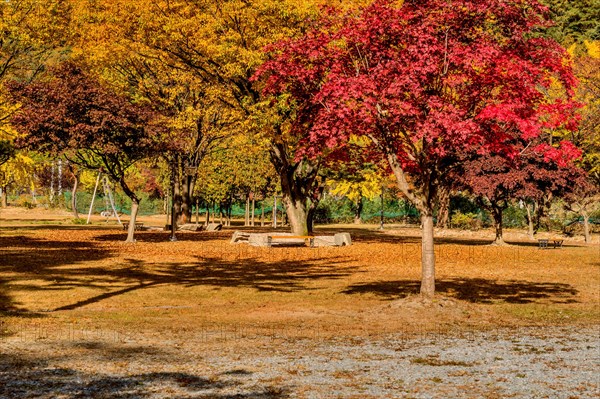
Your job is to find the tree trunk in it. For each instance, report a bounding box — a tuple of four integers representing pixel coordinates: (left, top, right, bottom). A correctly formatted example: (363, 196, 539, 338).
(272, 195, 277, 228)
(173, 170, 182, 225)
(582, 211, 591, 243)
(177, 173, 196, 225)
(420, 214, 435, 297)
(1, 186, 7, 208)
(308, 186, 324, 234)
(284, 196, 309, 236)
(125, 199, 139, 243)
(71, 170, 80, 219)
(195, 198, 199, 224)
(436, 186, 450, 228)
(526, 202, 535, 239)
(354, 196, 363, 224)
(251, 197, 255, 226)
(117, 178, 141, 243)
(205, 206, 210, 226)
(492, 206, 505, 245)
(383, 150, 436, 297)
(307, 205, 315, 233)
(245, 195, 250, 226)
(534, 199, 544, 232)
(227, 200, 232, 226)
(269, 139, 320, 236)
(261, 200, 265, 227)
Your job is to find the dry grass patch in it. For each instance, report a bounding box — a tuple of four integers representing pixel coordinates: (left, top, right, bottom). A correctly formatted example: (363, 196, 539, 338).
(1, 206, 598, 340)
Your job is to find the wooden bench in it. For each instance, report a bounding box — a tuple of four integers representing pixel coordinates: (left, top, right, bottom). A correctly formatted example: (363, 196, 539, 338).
(267, 235, 315, 247)
(123, 222, 144, 231)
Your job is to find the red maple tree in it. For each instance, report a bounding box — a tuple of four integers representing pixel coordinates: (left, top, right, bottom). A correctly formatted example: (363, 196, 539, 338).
(8, 61, 163, 242)
(256, 0, 580, 296)
(459, 140, 582, 245)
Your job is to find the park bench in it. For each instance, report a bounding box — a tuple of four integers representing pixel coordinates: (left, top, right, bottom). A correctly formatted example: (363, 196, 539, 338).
(267, 235, 315, 247)
(123, 221, 144, 231)
(538, 238, 564, 249)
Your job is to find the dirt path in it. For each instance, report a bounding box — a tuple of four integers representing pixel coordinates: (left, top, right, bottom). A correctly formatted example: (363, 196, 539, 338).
(1, 325, 598, 398)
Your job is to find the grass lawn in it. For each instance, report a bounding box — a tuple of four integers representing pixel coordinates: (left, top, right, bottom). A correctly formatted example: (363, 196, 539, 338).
(1, 206, 598, 337)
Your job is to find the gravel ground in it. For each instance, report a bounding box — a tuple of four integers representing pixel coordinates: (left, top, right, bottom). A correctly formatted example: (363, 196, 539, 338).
(1, 325, 598, 398)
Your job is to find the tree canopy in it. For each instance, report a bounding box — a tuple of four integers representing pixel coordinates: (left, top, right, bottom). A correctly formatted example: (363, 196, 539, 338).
(0, 0, 595, 298)
(256, 0, 581, 296)
(8, 61, 163, 241)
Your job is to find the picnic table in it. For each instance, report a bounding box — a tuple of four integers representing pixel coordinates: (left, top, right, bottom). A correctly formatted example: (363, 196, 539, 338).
(538, 238, 564, 249)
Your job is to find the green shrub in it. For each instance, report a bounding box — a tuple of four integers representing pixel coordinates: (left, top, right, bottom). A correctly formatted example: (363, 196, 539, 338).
(71, 218, 87, 225)
(16, 195, 36, 209)
(451, 211, 481, 230)
(503, 205, 526, 228)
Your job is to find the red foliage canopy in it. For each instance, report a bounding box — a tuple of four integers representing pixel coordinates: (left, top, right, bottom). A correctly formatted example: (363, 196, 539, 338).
(255, 0, 580, 213)
(460, 140, 583, 208)
(7, 61, 164, 208)
(8, 61, 162, 168)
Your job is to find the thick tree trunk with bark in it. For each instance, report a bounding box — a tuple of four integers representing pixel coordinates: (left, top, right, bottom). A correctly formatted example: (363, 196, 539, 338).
(176, 172, 196, 225)
(491, 205, 505, 245)
(420, 213, 436, 297)
(436, 185, 450, 228)
(284, 196, 309, 236)
(126, 199, 140, 243)
(270, 139, 320, 237)
(383, 149, 436, 298)
(535, 199, 546, 232)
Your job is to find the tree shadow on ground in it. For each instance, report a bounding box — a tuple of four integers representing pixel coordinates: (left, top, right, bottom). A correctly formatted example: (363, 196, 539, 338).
(0, 224, 118, 231)
(1, 229, 357, 312)
(50, 255, 357, 311)
(0, 352, 289, 398)
(0, 278, 46, 321)
(95, 231, 233, 243)
(0, 279, 17, 313)
(341, 278, 579, 304)
(315, 226, 585, 248)
(0, 236, 114, 274)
